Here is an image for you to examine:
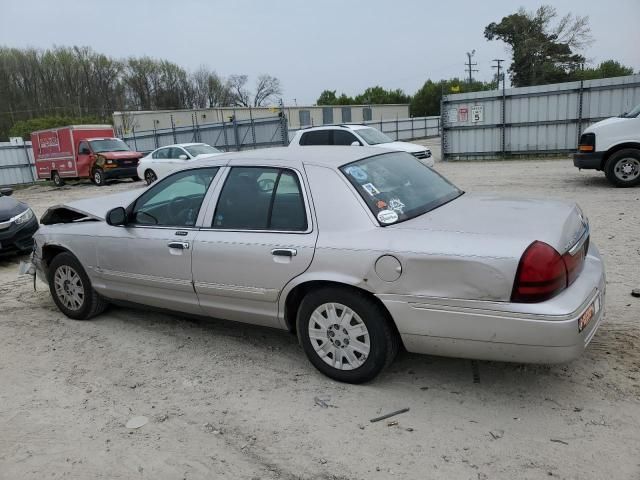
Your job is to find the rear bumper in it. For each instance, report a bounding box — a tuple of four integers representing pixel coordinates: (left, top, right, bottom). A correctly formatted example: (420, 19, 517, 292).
(573, 151, 604, 170)
(0, 217, 38, 256)
(104, 166, 138, 179)
(379, 242, 606, 364)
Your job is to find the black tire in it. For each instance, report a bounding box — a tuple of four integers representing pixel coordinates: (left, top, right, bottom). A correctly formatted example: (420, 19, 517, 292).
(92, 168, 106, 187)
(296, 287, 399, 384)
(131, 175, 141, 182)
(47, 252, 108, 320)
(604, 149, 640, 188)
(52, 171, 65, 187)
(144, 169, 157, 185)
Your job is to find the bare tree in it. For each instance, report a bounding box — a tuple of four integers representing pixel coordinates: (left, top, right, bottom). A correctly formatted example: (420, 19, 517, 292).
(253, 74, 282, 107)
(228, 74, 250, 107)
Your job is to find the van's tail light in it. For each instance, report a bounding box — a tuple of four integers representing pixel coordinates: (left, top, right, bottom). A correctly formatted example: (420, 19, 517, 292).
(512, 239, 588, 303)
(578, 133, 595, 152)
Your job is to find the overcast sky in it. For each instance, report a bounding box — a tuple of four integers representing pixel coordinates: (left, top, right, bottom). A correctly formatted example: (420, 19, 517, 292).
(1, 0, 638, 105)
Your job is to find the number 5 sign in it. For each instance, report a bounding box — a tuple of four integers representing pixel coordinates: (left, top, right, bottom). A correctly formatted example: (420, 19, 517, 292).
(471, 105, 484, 123)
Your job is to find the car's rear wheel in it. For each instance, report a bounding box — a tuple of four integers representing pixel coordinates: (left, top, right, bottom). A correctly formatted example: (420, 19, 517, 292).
(144, 169, 157, 185)
(297, 287, 399, 383)
(51, 171, 65, 187)
(604, 149, 640, 187)
(48, 252, 108, 320)
(93, 168, 106, 187)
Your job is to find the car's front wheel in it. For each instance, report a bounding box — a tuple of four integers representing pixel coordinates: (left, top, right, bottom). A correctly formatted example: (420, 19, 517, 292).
(297, 287, 399, 383)
(604, 149, 640, 187)
(93, 168, 106, 187)
(48, 252, 108, 320)
(144, 169, 157, 185)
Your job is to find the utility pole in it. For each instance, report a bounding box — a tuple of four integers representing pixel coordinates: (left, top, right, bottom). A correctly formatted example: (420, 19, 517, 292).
(491, 59, 505, 90)
(465, 50, 478, 84)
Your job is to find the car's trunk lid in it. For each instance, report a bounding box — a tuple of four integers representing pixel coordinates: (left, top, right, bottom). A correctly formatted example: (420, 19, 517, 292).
(389, 193, 588, 255)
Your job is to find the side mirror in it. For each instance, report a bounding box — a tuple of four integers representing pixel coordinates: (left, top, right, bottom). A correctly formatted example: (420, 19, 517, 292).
(106, 207, 127, 226)
(350, 141, 360, 147)
(178, 154, 189, 160)
(0, 187, 13, 197)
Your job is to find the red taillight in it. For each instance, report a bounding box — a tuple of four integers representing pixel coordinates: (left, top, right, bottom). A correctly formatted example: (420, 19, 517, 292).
(562, 236, 588, 285)
(511, 241, 567, 303)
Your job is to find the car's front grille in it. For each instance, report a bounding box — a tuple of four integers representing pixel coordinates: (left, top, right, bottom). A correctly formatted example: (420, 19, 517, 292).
(412, 150, 431, 159)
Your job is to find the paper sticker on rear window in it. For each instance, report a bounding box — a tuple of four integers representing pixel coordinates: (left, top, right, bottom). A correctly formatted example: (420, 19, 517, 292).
(377, 209, 398, 224)
(345, 165, 368, 182)
(362, 183, 380, 196)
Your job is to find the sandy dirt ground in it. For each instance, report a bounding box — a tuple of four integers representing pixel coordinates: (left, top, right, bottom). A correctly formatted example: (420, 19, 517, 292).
(1, 145, 639, 480)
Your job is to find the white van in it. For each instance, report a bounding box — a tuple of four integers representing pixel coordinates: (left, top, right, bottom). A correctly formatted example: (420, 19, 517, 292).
(574, 104, 640, 187)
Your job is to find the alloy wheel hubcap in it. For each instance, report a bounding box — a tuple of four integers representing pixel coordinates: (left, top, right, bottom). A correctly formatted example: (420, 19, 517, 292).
(614, 158, 640, 181)
(54, 265, 85, 311)
(308, 302, 370, 371)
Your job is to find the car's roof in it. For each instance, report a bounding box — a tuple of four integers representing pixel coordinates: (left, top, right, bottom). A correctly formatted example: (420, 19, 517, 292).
(296, 124, 371, 133)
(155, 143, 208, 149)
(192, 146, 394, 169)
(86, 137, 120, 141)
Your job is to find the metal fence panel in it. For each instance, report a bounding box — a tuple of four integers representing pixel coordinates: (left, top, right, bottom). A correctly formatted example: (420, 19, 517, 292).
(0, 142, 36, 186)
(442, 74, 640, 160)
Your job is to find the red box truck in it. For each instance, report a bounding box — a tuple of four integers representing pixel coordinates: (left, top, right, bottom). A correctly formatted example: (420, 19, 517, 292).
(31, 125, 143, 186)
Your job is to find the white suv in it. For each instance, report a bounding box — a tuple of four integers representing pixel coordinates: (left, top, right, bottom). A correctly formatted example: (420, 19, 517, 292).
(289, 125, 434, 167)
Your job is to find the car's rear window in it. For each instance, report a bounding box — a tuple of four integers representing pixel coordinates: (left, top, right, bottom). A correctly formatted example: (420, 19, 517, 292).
(340, 152, 462, 225)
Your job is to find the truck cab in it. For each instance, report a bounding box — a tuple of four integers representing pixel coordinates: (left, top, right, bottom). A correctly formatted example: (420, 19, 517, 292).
(78, 138, 143, 186)
(574, 104, 640, 187)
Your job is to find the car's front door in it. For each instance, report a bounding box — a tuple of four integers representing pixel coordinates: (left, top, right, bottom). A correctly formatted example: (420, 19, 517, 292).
(96, 167, 220, 314)
(76, 141, 93, 177)
(192, 163, 317, 328)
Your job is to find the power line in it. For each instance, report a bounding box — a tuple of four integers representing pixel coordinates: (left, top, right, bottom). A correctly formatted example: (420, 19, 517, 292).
(465, 50, 478, 84)
(491, 59, 505, 90)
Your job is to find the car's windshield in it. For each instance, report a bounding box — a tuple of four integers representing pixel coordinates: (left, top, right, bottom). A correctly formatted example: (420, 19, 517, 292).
(621, 104, 640, 118)
(355, 128, 393, 145)
(341, 152, 462, 225)
(90, 139, 131, 153)
(185, 144, 222, 157)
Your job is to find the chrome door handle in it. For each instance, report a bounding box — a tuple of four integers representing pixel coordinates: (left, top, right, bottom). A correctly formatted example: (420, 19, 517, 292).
(168, 241, 190, 250)
(271, 248, 297, 257)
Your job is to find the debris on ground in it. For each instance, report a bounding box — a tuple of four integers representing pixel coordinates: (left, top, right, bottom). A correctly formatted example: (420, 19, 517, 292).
(370, 407, 410, 423)
(314, 396, 332, 409)
(631, 289, 640, 298)
(125, 416, 148, 429)
(387, 421, 398, 427)
(550, 439, 569, 445)
(489, 430, 504, 440)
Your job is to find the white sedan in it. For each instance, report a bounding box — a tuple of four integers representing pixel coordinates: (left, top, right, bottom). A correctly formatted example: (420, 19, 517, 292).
(137, 143, 224, 184)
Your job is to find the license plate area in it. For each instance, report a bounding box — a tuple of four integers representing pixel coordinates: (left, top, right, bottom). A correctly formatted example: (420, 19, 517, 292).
(579, 293, 600, 332)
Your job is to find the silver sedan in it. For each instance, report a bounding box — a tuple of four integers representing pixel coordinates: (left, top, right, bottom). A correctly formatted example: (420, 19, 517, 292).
(32, 147, 605, 383)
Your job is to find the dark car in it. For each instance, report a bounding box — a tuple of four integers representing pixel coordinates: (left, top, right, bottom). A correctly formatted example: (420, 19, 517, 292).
(0, 188, 38, 256)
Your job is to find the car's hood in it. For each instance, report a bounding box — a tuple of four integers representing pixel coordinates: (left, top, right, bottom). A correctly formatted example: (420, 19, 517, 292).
(371, 141, 428, 153)
(99, 151, 143, 160)
(0, 196, 28, 222)
(40, 189, 143, 224)
(389, 193, 587, 255)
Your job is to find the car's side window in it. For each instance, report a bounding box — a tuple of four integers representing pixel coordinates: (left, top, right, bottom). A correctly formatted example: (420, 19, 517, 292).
(152, 148, 170, 160)
(78, 141, 90, 154)
(213, 167, 307, 231)
(300, 130, 330, 146)
(131, 167, 219, 227)
(170, 147, 188, 159)
(333, 130, 359, 146)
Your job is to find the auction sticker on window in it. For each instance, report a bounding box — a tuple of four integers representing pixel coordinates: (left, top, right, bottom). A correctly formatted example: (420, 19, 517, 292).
(377, 209, 398, 224)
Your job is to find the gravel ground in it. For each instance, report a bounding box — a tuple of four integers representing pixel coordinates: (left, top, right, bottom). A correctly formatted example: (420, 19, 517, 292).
(1, 145, 639, 480)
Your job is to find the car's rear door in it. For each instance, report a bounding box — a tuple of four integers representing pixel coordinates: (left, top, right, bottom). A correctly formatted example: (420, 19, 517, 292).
(96, 167, 220, 314)
(192, 160, 317, 328)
